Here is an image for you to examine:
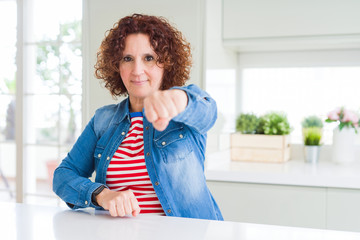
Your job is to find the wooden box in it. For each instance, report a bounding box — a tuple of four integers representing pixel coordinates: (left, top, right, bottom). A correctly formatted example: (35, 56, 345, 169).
(230, 133, 291, 163)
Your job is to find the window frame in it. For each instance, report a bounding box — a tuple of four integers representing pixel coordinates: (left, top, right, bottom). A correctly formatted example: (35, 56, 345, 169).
(236, 49, 360, 161)
(14, 0, 83, 204)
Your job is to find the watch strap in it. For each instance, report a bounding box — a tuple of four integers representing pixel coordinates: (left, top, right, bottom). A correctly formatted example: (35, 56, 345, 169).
(91, 185, 106, 206)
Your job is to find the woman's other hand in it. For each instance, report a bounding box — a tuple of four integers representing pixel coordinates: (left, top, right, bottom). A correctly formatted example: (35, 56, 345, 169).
(96, 188, 141, 217)
(144, 89, 188, 131)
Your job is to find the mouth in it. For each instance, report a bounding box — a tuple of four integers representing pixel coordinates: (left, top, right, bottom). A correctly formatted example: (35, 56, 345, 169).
(131, 79, 148, 85)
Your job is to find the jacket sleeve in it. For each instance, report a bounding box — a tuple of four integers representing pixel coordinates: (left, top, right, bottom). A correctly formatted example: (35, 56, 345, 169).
(52, 116, 104, 209)
(171, 84, 217, 135)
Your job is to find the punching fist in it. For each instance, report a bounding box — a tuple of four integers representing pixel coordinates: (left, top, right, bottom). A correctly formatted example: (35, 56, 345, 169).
(144, 89, 188, 131)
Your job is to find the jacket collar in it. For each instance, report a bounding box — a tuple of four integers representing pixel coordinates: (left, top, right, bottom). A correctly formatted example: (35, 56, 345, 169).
(112, 97, 148, 125)
(112, 97, 131, 124)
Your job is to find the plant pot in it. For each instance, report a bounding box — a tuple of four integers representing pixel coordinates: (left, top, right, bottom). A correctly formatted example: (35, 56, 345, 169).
(304, 146, 321, 164)
(231, 133, 291, 163)
(332, 127, 356, 164)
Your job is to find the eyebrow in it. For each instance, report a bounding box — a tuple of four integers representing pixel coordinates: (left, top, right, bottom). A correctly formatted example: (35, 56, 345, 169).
(122, 52, 156, 57)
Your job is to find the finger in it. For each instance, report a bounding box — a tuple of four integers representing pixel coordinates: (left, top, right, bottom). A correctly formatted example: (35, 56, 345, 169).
(160, 91, 178, 118)
(166, 99, 178, 119)
(108, 202, 118, 217)
(123, 198, 133, 216)
(130, 197, 141, 217)
(116, 200, 126, 217)
(144, 99, 158, 123)
(152, 97, 169, 119)
(158, 92, 178, 119)
(170, 89, 188, 113)
(153, 118, 170, 131)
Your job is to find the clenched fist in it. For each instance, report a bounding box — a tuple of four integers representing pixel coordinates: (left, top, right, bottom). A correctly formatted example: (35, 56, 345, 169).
(144, 89, 188, 131)
(96, 188, 141, 217)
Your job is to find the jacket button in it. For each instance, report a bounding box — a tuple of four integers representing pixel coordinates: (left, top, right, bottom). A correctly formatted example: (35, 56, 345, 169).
(145, 126, 149, 130)
(167, 209, 171, 214)
(146, 152, 150, 156)
(107, 156, 110, 160)
(155, 181, 159, 186)
(98, 154, 101, 158)
(85, 201, 88, 205)
(161, 141, 166, 146)
(179, 134, 183, 138)
(121, 132, 125, 135)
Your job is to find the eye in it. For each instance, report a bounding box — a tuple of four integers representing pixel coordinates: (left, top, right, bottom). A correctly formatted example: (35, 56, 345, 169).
(144, 55, 155, 62)
(123, 56, 132, 62)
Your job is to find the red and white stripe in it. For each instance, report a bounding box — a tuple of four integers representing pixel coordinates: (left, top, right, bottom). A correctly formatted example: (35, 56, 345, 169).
(106, 116, 164, 215)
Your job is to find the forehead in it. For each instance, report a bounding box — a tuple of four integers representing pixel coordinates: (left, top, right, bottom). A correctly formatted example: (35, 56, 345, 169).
(123, 33, 155, 53)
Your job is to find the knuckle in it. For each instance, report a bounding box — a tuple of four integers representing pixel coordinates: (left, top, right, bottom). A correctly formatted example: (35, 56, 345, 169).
(115, 196, 123, 202)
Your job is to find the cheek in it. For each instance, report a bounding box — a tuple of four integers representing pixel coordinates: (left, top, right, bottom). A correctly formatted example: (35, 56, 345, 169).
(155, 68, 164, 83)
(119, 67, 130, 81)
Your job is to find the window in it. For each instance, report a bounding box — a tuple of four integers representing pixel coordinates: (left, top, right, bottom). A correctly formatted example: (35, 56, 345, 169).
(206, 69, 236, 133)
(205, 69, 236, 153)
(0, 0, 16, 201)
(241, 67, 360, 144)
(23, 0, 82, 205)
(0, 0, 82, 205)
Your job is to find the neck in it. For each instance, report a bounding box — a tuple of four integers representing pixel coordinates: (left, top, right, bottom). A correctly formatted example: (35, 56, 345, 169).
(129, 97, 143, 112)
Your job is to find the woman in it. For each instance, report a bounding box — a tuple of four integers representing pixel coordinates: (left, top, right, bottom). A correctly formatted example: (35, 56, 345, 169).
(53, 14, 223, 221)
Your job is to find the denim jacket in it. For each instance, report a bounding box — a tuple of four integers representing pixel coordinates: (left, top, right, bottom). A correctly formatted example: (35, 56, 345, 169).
(53, 84, 223, 220)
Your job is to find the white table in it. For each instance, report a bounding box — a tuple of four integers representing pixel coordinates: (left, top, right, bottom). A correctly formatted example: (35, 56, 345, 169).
(2, 202, 360, 240)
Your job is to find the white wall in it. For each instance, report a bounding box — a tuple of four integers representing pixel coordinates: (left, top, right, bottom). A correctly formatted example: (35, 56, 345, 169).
(204, 0, 238, 153)
(222, 0, 360, 52)
(82, 0, 205, 121)
(223, 0, 360, 39)
(205, 0, 237, 69)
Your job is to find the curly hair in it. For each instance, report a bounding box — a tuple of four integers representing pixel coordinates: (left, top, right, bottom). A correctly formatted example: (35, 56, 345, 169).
(94, 14, 192, 97)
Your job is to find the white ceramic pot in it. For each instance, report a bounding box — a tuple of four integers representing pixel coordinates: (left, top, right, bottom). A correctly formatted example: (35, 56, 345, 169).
(332, 127, 356, 163)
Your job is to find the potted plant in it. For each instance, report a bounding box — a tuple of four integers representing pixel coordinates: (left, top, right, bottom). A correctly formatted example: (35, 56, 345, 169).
(231, 111, 292, 163)
(326, 107, 360, 163)
(301, 115, 323, 163)
(256, 112, 292, 135)
(236, 113, 259, 134)
(302, 126, 322, 163)
(302, 115, 324, 129)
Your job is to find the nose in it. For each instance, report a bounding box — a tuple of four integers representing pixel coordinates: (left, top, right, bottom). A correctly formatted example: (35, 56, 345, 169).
(132, 59, 145, 76)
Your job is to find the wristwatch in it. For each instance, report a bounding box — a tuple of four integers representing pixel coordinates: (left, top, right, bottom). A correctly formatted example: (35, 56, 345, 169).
(91, 185, 106, 206)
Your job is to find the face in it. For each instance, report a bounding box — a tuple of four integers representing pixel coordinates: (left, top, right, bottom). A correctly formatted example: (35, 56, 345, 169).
(119, 33, 164, 107)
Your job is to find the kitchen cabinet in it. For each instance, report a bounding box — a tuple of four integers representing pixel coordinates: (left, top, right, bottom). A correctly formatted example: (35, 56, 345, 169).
(207, 181, 360, 232)
(207, 181, 326, 229)
(205, 151, 360, 232)
(222, 0, 360, 51)
(327, 188, 360, 232)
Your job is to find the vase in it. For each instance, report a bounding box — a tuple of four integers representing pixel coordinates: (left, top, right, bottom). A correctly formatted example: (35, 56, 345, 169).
(332, 127, 356, 164)
(304, 146, 321, 164)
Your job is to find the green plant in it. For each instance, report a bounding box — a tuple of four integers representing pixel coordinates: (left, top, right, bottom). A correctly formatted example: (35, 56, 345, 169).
(303, 127, 322, 146)
(256, 117, 266, 134)
(302, 115, 323, 128)
(256, 112, 291, 135)
(236, 113, 259, 134)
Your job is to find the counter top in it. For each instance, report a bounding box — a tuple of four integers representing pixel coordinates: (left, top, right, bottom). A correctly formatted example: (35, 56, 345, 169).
(205, 150, 360, 189)
(3, 202, 360, 240)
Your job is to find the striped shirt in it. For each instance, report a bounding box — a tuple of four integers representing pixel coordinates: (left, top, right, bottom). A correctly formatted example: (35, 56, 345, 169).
(106, 112, 164, 215)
